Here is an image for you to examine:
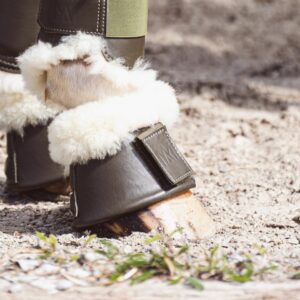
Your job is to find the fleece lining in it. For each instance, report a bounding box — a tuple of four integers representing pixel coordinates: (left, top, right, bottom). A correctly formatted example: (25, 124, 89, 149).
(18, 33, 179, 166)
(0, 70, 60, 134)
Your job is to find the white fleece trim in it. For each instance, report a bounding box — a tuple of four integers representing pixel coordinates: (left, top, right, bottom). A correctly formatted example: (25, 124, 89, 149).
(19, 33, 179, 166)
(48, 80, 178, 167)
(18, 32, 158, 108)
(0, 70, 60, 133)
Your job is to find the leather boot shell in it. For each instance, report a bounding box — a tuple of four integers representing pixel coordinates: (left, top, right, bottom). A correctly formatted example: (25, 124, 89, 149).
(5, 124, 65, 192)
(71, 124, 195, 228)
(0, 1, 66, 192)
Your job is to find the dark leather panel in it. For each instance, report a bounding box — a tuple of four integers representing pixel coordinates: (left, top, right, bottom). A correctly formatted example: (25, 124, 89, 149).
(5, 124, 65, 191)
(38, 0, 102, 35)
(0, 0, 40, 72)
(71, 129, 196, 228)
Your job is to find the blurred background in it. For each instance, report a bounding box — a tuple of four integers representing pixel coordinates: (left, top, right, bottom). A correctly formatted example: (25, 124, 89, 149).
(141, 1, 300, 273)
(147, 0, 300, 111)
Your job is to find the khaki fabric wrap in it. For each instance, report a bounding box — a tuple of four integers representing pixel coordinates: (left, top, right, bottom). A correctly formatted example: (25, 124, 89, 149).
(106, 0, 148, 38)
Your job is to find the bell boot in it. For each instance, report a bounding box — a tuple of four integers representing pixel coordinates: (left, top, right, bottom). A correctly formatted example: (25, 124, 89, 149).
(19, 32, 215, 239)
(19, 0, 214, 239)
(0, 0, 66, 193)
(69, 123, 196, 227)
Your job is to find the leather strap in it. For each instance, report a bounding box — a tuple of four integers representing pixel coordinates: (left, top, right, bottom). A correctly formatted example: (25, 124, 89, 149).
(38, 0, 148, 38)
(137, 123, 193, 185)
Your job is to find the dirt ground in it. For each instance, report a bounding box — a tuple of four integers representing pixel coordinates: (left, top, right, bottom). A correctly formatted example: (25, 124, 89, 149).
(1, 0, 300, 299)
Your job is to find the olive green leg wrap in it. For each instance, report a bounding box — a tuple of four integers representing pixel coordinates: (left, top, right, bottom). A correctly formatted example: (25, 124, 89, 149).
(38, 0, 148, 67)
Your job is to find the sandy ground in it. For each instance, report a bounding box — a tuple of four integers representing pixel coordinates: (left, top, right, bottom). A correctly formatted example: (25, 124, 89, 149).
(1, 0, 300, 299)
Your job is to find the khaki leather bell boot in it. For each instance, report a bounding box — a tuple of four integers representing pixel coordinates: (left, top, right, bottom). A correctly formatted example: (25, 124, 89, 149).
(0, 0, 67, 194)
(19, 0, 214, 238)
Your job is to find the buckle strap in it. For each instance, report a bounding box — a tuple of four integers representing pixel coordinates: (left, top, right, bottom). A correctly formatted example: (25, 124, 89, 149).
(0, 55, 19, 73)
(137, 123, 194, 185)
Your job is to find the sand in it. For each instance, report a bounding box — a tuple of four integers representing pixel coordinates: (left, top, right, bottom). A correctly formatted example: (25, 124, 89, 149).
(0, 1, 299, 298)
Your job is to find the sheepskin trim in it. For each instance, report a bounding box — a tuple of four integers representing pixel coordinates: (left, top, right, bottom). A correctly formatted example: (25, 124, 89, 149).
(48, 80, 179, 167)
(18, 32, 157, 109)
(0, 71, 61, 133)
(19, 32, 179, 166)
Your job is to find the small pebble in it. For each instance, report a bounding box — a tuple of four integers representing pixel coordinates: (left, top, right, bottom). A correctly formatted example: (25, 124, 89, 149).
(8, 284, 23, 294)
(83, 252, 102, 262)
(56, 280, 73, 291)
(71, 268, 91, 278)
(17, 259, 40, 272)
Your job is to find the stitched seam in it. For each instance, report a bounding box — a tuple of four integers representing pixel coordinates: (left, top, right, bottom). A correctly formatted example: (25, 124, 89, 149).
(0, 65, 19, 73)
(72, 166, 79, 218)
(96, 0, 101, 33)
(73, 180, 79, 218)
(0, 58, 18, 68)
(38, 0, 104, 36)
(39, 24, 102, 36)
(143, 128, 164, 142)
(0, 63, 20, 74)
(143, 128, 193, 184)
(101, 0, 106, 35)
(13, 151, 18, 184)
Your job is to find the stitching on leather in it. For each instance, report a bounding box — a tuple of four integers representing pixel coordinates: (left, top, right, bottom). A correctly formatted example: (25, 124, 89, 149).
(11, 133, 18, 184)
(13, 151, 18, 184)
(143, 127, 193, 184)
(0, 65, 19, 73)
(71, 166, 79, 218)
(38, 0, 104, 36)
(101, 0, 106, 35)
(0, 58, 18, 68)
(73, 167, 79, 217)
(39, 26, 100, 35)
(96, 0, 101, 32)
(39, 24, 102, 36)
(39, 24, 78, 34)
